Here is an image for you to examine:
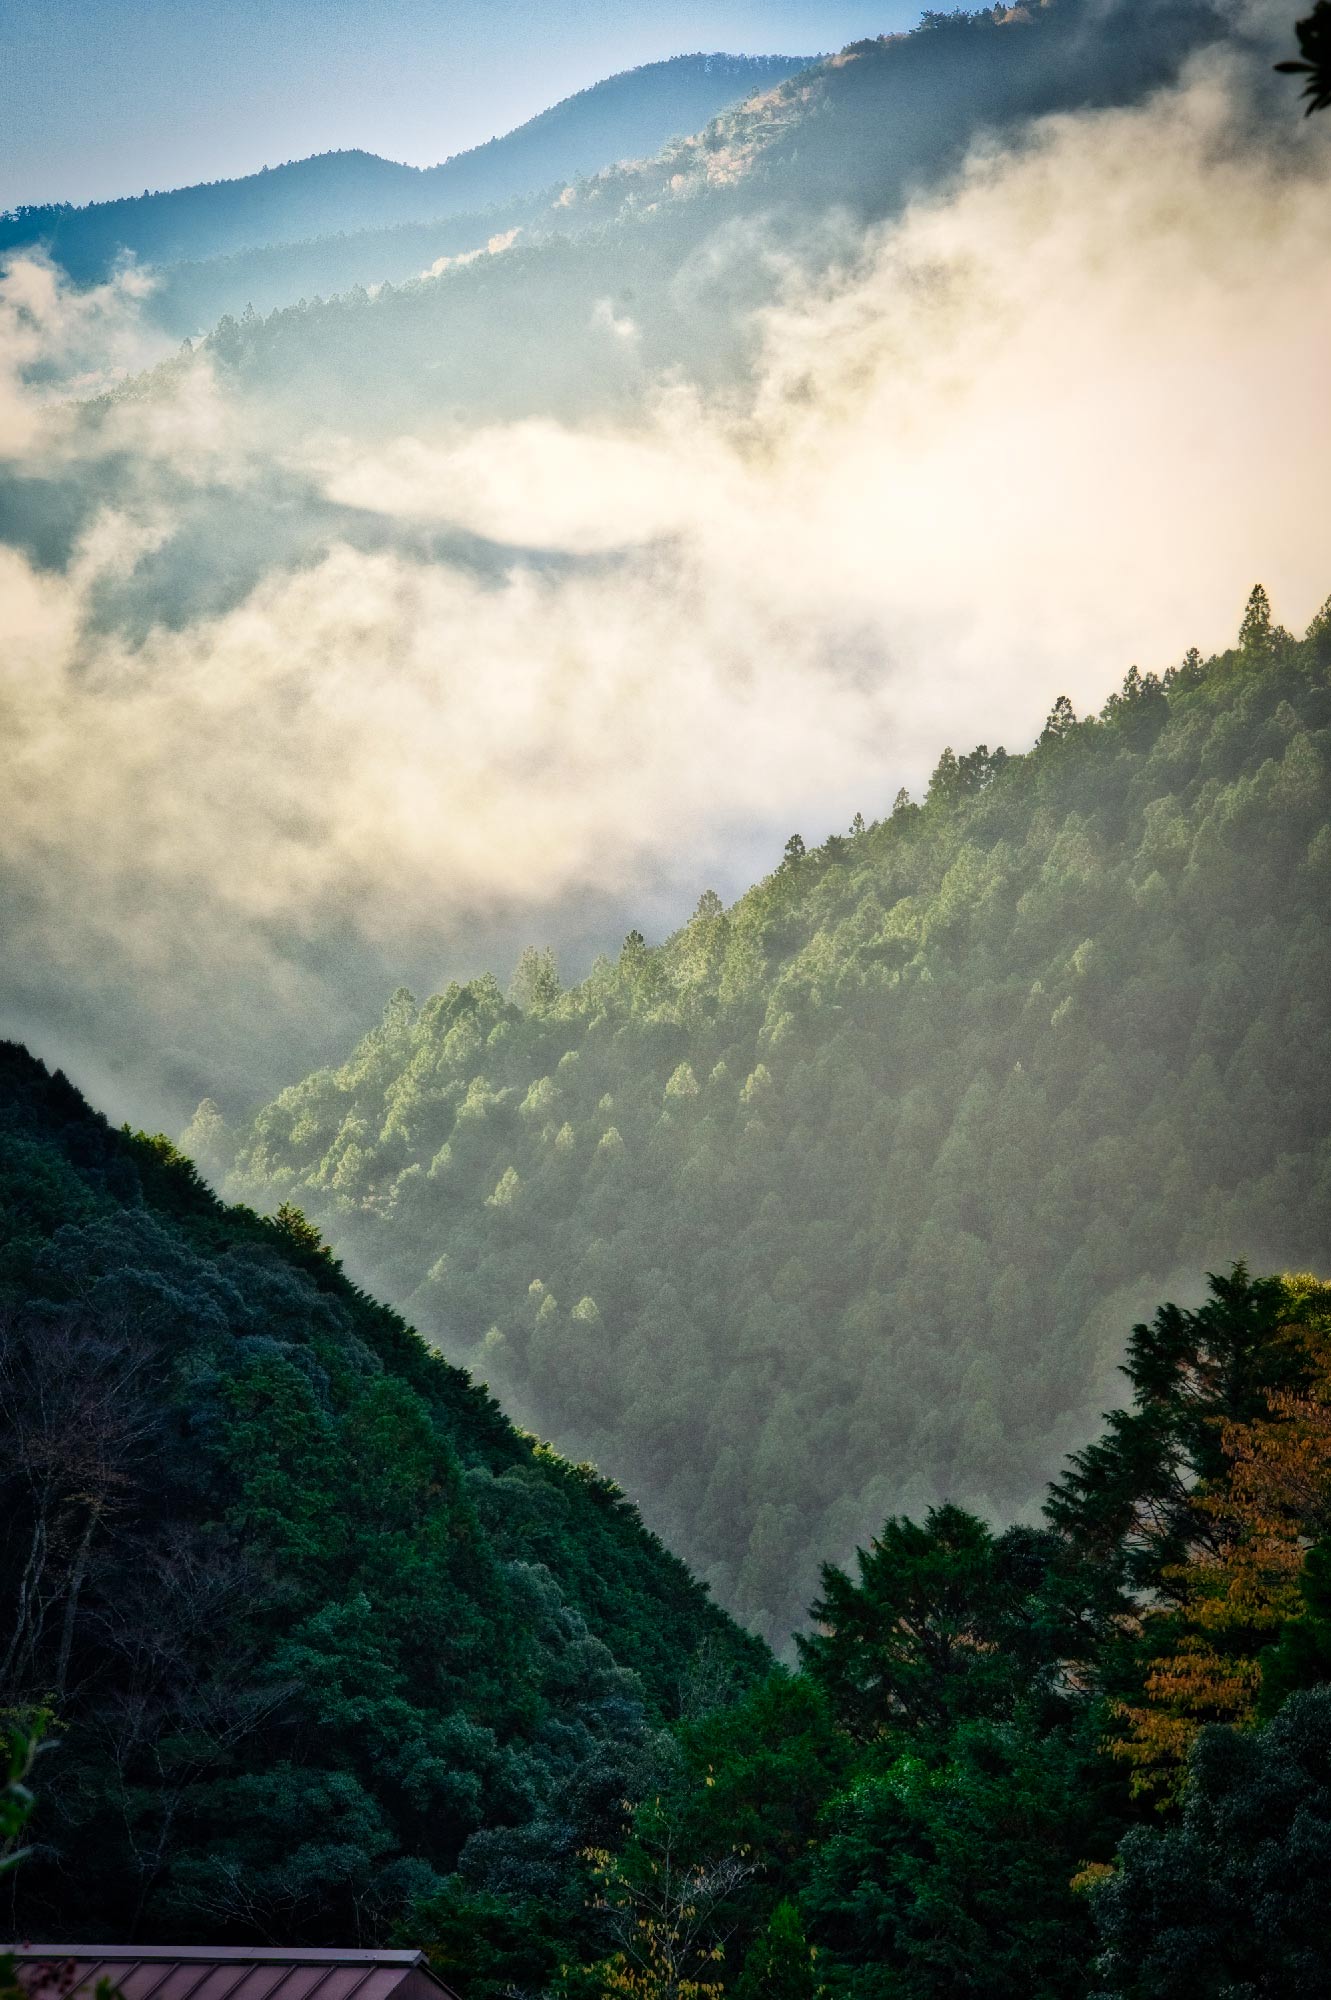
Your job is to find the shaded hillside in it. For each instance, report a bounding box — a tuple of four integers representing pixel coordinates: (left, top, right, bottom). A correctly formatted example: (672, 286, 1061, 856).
(150, 197, 550, 334)
(222, 594, 1331, 1645)
(0, 1044, 764, 1947)
(0, 54, 811, 286)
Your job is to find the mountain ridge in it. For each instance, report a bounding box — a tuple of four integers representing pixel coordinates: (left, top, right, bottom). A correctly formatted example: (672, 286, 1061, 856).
(173, 0, 1231, 418)
(0, 52, 814, 284)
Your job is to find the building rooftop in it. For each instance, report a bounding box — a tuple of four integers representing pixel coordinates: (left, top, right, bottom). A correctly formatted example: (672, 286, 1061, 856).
(9, 1949, 459, 2000)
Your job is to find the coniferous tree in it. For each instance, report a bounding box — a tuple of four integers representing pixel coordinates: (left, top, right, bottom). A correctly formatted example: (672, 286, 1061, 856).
(1238, 582, 1275, 654)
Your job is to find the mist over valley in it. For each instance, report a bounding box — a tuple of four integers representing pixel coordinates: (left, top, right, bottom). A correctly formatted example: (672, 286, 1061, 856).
(3, 1, 1331, 1988)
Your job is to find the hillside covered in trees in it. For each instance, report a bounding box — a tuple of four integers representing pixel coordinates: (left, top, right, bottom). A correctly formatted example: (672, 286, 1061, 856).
(523, 1263, 1331, 2000)
(0, 1044, 763, 1949)
(10, 1188, 1331, 1993)
(182, 0, 1230, 421)
(0, 54, 810, 291)
(217, 590, 1331, 1644)
(5, 1, 1331, 1991)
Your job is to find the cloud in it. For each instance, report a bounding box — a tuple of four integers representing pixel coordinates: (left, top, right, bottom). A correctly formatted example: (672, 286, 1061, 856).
(421, 225, 523, 282)
(741, 43, 1331, 709)
(591, 298, 640, 343)
(1, 527, 890, 951)
(1, 31, 1329, 1116)
(326, 42, 1331, 753)
(0, 252, 166, 458)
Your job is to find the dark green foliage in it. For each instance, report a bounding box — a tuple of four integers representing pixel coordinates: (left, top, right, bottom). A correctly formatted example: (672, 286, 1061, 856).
(673, 1671, 850, 1901)
(0, 1719, 44, 1879)
(804, 1718, 1106, 2000)
(733, 1900, 817, 2000)
(799, 1508, 1059, 1742)
(1046, 1264, 1315, 1604)
(230, 615, 1331, 1644)
(1094, 1689, 1331, 1998)
(583, 1268, 1331, 1999)
(401, 1877, 575, 1998)
(0, 1044, 763, 1954)
(1260, 1540, 1331, 1714)
(1276, 3, 1331, 115)
(1, 1727, 46, 2000)
(8, 1160, 1331, 1994)
(771, 1501, 1124, 1995)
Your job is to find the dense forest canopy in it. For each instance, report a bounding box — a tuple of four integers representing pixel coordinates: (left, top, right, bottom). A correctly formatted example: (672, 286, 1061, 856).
(557, 1263, 1331, 2000)
(0, 1045, 763, 1947)
(218, 593, 1331, 1645)
(9, 1064, 1331, 1995)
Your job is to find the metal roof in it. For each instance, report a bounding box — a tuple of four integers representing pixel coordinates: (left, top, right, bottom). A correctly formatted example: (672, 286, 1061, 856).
(10, 1949, 460, 2000)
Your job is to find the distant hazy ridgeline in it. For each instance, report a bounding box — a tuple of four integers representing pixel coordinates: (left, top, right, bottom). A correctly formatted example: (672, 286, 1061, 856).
(0, 52, 812, 298)
(189, 0, 1228, 419)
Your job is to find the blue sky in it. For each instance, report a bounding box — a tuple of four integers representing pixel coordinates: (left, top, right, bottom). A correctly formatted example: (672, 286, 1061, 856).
(3, 0, 920, 209)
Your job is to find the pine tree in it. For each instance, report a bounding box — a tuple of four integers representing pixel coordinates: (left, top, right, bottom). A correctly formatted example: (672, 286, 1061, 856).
(1238, 583, 1274, 655)
(508, 945, 561, 1012)
(1040, 694, 1077, 742)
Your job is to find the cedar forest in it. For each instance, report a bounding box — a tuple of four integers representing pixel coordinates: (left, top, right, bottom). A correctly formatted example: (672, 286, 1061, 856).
(6, 590, 1331, 1996)
(4, 2, 1331, 1997)
(215, 591, 1331, 1648)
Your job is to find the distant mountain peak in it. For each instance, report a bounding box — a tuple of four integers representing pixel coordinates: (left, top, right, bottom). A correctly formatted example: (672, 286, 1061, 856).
(0, 51, 815, 281)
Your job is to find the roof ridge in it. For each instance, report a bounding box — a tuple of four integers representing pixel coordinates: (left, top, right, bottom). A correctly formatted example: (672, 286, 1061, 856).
(11, 1956, 425, 1967)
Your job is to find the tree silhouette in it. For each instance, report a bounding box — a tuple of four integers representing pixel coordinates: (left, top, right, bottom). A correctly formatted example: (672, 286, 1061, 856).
(1276, 3, 1331, 113)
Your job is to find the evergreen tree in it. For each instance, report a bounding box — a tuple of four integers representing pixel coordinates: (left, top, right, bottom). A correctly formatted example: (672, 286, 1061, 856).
(1238, 582, 1275, 654)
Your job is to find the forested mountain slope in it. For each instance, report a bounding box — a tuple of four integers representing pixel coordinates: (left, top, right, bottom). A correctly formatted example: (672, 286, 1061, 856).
(148, 197, 549, 334)
(0, 54, 810, 288)
(220, 592, 1331, 1645)
(0, 1044, 763, 1944)
(521, 1266, 1331, 2000)
(184, 0, 1229, 424)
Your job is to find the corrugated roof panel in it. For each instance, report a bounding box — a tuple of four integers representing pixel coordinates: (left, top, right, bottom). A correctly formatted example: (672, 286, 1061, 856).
(198, 1966, 288, 2000)
(14, 1958, 423, 1969)
(258, 1967, 329, 2000)
(217, 1965, 293, 2000)
(342, 1970, 405, 2000)
(139, 1965, 225, 2000)
(113, 1962, 191, 2000)
(291, 1967, 377, 2000)
(178, 1960, 263, 2000)
(13, 1956, 455, 2000)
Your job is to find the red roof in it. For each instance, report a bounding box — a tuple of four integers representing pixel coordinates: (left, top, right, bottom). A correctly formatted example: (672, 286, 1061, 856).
(10, 1949, 459, 2000)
